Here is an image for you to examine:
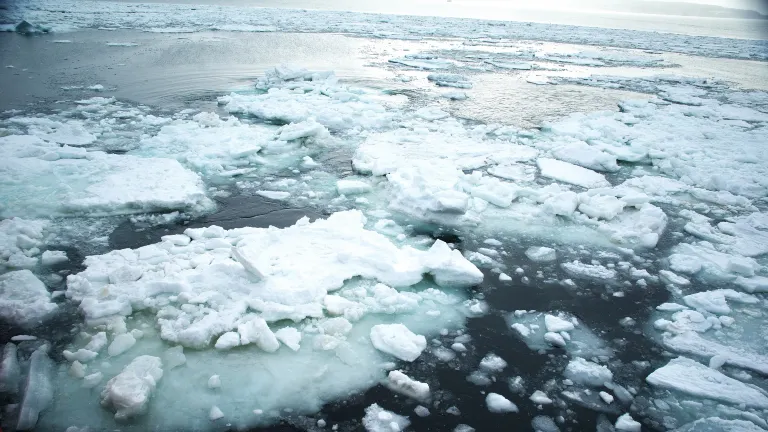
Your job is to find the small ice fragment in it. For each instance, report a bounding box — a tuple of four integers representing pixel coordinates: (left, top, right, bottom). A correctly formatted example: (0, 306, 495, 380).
(100, 355, 163, 421)
(107, 333, 136, 357)
(564, 358, 613, 387)
(209, 405, 224, 421)
(362, 403, 410, 432)
(164, 346, 186, 369)
(615, 413, 641, 432)
(336, 179, 372, 195)
(208, 374, 221, 389)
(0, 343, 21, 394)
(385, 370, 430, 400)
(525, 247, 556, 262)
(69, 361, 86, 379)
(275, 327, 302, 351)
(499, 273, 512, 281)
(599, 391, 614, 404)
(486, 393, 518, 413)
(41, 250, 68, 266)
(214, 332, 240, 350)
(370, 324, 426, 362)
(530, 390, 553, 405)
(414, 405, 430, 417)
(544, 314, 574, 332)
(479, 353, 507, 373)
(531, 416, 560, 432)
(544, 332, 566, 347)
(82, 372, 103, 389)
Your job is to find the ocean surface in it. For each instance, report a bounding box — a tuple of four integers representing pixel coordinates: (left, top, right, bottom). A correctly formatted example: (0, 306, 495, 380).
(102, 0, 768, 40)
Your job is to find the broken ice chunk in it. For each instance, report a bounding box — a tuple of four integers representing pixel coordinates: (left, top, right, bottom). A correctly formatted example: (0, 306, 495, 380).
(564, 358, 613, 387)
(614, 413, 641, 432)
(274, 327, 302, 351)
(486, 393, 518, 413)
(525, 247, 557, 263)
(237, 316, 279, 352)
(16, 346, 53, 430)
(100, 355, 163, 420)
(337, 179, 372, 196)
(41, 250, 68, 266)
(370, 324, 426, 362)
(0, 270, 58, 327)
(646, 357, 768, 408)
(385, 370, 430, 401)
(107, 333, 136, 357)
(0, 343, 21, 395)
(537, 158, 610, 188)
(362, 403, 410, 432)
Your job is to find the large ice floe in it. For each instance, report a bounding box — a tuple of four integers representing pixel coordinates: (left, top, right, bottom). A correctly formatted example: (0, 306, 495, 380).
(33, 210, 482, 430)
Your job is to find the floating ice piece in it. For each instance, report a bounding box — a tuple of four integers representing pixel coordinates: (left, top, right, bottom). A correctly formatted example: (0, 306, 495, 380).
(209, 405, 224, 421)
(537, 158, 610, 188)
(208, 375, 221, 389)
(561, 261, 617, 281)
(82, 372, 103, 389)
(526, 75, 550, 85)
(675, 417, 767, 432)
(564, 358, 613, 387)
(485, 60, 532, 70)
(0, 270, 58, 327)
(255, 190, 291, 200)
(0, 152, 211, 218)
(337, 179, 372, 195)
(276, 118, 329, 141)
(389, 56, 456, 70)
(486, 393, 518, 413)
(427, 73, 472, 89)
(238, 316, 279, 352)
(531, 416, 560, 431)
(385, 370, 430, 400)
(220, 69, 393, 131)
(545, 314, 575, 332)
(362, 403, 410, 432)
(100, 355, 164, 420)
(0, 343, 21, 394)
(274, 327, 302, 351)
(479, 353, 507, 373)
(552, 141, 619, 173)
(41, 250, 68, 266)
(530, 390, 553, 405)
(16, 346, 53, 431)
(646, 357, 768, 409)
(525, 247, 557, 263)
(615, 413, 641, 432)
(507, 311, 611, 358)
(599, 391, 613, 404)
(662, 332, 768, 375)
(443, 91, 469, 100)
(107, 333, 136, 357)
(370, 324, 426, 362)
(67, 210, 481, 349)
(163, 346, 186, 369)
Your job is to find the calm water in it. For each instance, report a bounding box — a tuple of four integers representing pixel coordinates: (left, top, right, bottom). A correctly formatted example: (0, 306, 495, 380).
(103, 0, 768, 40)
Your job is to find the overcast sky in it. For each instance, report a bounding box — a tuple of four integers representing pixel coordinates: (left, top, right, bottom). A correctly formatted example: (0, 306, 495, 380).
(652, 0, 768, 13)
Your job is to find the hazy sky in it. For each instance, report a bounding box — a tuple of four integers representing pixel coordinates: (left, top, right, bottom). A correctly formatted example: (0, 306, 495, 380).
(652, 0, 768, 13)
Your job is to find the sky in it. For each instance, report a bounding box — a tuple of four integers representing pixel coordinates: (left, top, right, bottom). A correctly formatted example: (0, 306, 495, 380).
(652, 0, 768, 13)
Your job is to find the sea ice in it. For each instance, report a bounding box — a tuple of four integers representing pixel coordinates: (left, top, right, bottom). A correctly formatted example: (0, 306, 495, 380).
(646, 357, 768, 409)
(0, 270, 58, 327)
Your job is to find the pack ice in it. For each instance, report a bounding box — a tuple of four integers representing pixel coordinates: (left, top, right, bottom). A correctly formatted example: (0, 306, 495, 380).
(42, 210, 482, 430)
